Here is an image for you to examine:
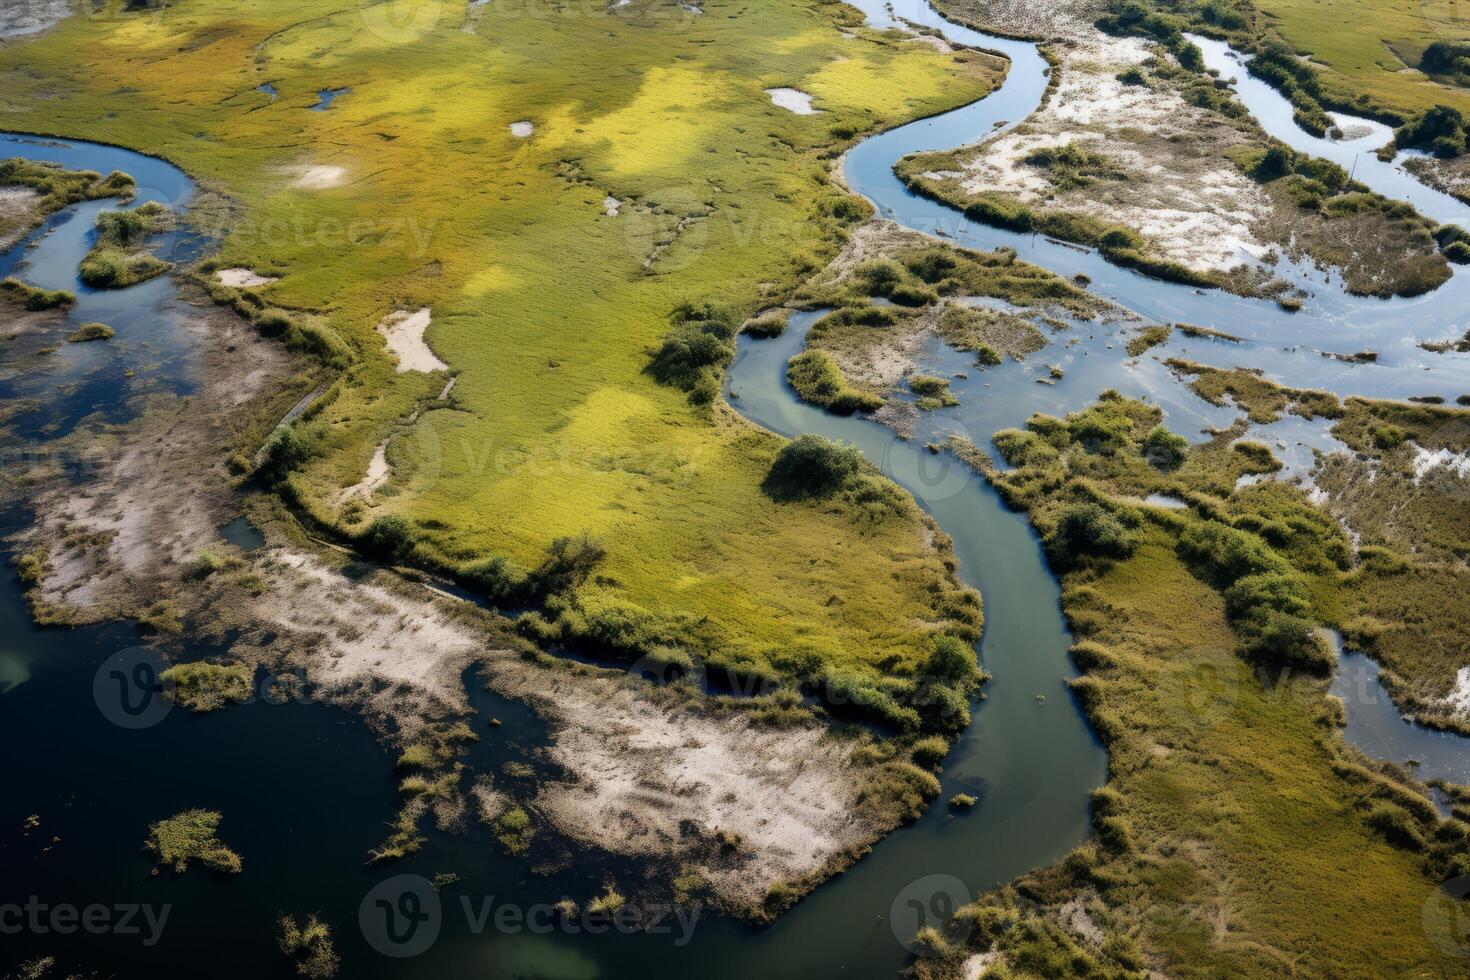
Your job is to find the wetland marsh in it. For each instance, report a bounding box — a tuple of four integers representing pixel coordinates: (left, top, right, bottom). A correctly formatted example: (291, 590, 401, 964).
(3, 0, 1470, 977)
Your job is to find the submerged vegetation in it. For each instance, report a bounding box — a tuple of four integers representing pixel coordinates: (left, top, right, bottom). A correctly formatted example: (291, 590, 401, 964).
(278, 914, 340, 979)
(144, 809, 243, 875)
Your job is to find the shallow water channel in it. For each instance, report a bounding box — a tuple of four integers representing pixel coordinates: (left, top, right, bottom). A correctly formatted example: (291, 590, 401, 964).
(3, 2, 1469, 975)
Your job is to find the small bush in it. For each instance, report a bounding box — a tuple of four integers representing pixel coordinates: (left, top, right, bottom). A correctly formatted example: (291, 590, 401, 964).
(1050, 503, 1135, 563)
(255, 425, 313, 484)
(853, 258, 905, 296)
(763, 434, 863, 500)
(359, 516, 415, 563)
(66, 322, 114, 342)
(910, 735, 950, 768)
(532, 532, 605, 594)
(1141, 425, 1187, 467)
(889, 283, 938, 307)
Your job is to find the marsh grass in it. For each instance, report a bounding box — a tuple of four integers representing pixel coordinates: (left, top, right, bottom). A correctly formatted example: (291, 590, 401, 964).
(908, 392, 1470, 978)
(79, 201, 175, 289)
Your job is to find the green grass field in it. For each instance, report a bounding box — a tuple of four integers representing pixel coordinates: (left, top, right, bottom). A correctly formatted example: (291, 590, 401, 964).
(0, 0, 1003, 687)
(1253, 0, 1470, 116)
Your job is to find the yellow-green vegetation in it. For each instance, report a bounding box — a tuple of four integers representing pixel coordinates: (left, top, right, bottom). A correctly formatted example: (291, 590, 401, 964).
(908, 374, 958, 409)
(494, 806, 533, 856)
(1249, 0, 1470, 118)
(1097, 0, 1470, 128)
(1166, 358, 1343, 424)
(0, 157, 134, 243)
(160, 661, 253, 711)
(144, 809, 243, 875)
(1230, 142, 1452, 296)
(1124, 324, 1172, 358)
(0, 0, 1008, 697)
(0, 276, 73, 311)
(787, 348, 884, 414)
(1312, 399, 1470, 729)
(586, 884, 627, 917)
(65, 321, 113, 343)
(278, 913, 339, 980)
(909, 394, 1470, 978)
(78, 201, 174, 288)
(1166, 363, 1470, 727)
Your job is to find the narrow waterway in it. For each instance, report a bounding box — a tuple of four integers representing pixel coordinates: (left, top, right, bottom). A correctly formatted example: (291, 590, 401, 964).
(3, 0, 1469, 975)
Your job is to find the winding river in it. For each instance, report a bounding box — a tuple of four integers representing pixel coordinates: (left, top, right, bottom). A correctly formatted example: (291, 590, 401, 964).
(3, 2, 1469, 976)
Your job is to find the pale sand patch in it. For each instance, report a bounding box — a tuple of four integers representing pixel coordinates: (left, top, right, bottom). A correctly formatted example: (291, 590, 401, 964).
(962, 951, 1005, 979)
(290, 165, 347, 190)
(1437, 666, 1470, 718)
(215, 268, 279, 288)
(338, 439, 391, 502)
(509, 121, 534, 138)
(476, 652, 871, 909)
(945, 34, 1271, 272)
(0, 186, 42, 250)
(376, 308, 449, 372)
(765, 87, 820, 115)
(1412, 444, 1470, 482)
(260, 550, 479, 718)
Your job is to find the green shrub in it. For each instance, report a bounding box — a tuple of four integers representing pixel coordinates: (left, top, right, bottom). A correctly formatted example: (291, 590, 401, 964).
(647, 302, 739, 403)
(1, 277, 75, 310)
(902, 248, 959, 283)
(494, 807, 533, 855)
(1050, 503, 1135, 563)
(532, 532, 605, 594)
(763, 434, 863, 500)
(160, 661, 253, 711)
(1141, 425, 1187, 467)
(889, 283, 938, 307)
(785, 349, 883, 414)
(255, 425, 313, 484)
(743, 310, 789, 338)
(924, 634, 979, 687)
(462, 555, 530, 603)
(359, 516, 415, 563)
(854, 258, 905, 296)
(66, 321, 114, 342)
(910, 735, 950, 768)
(1396, 105, 1466, 158)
